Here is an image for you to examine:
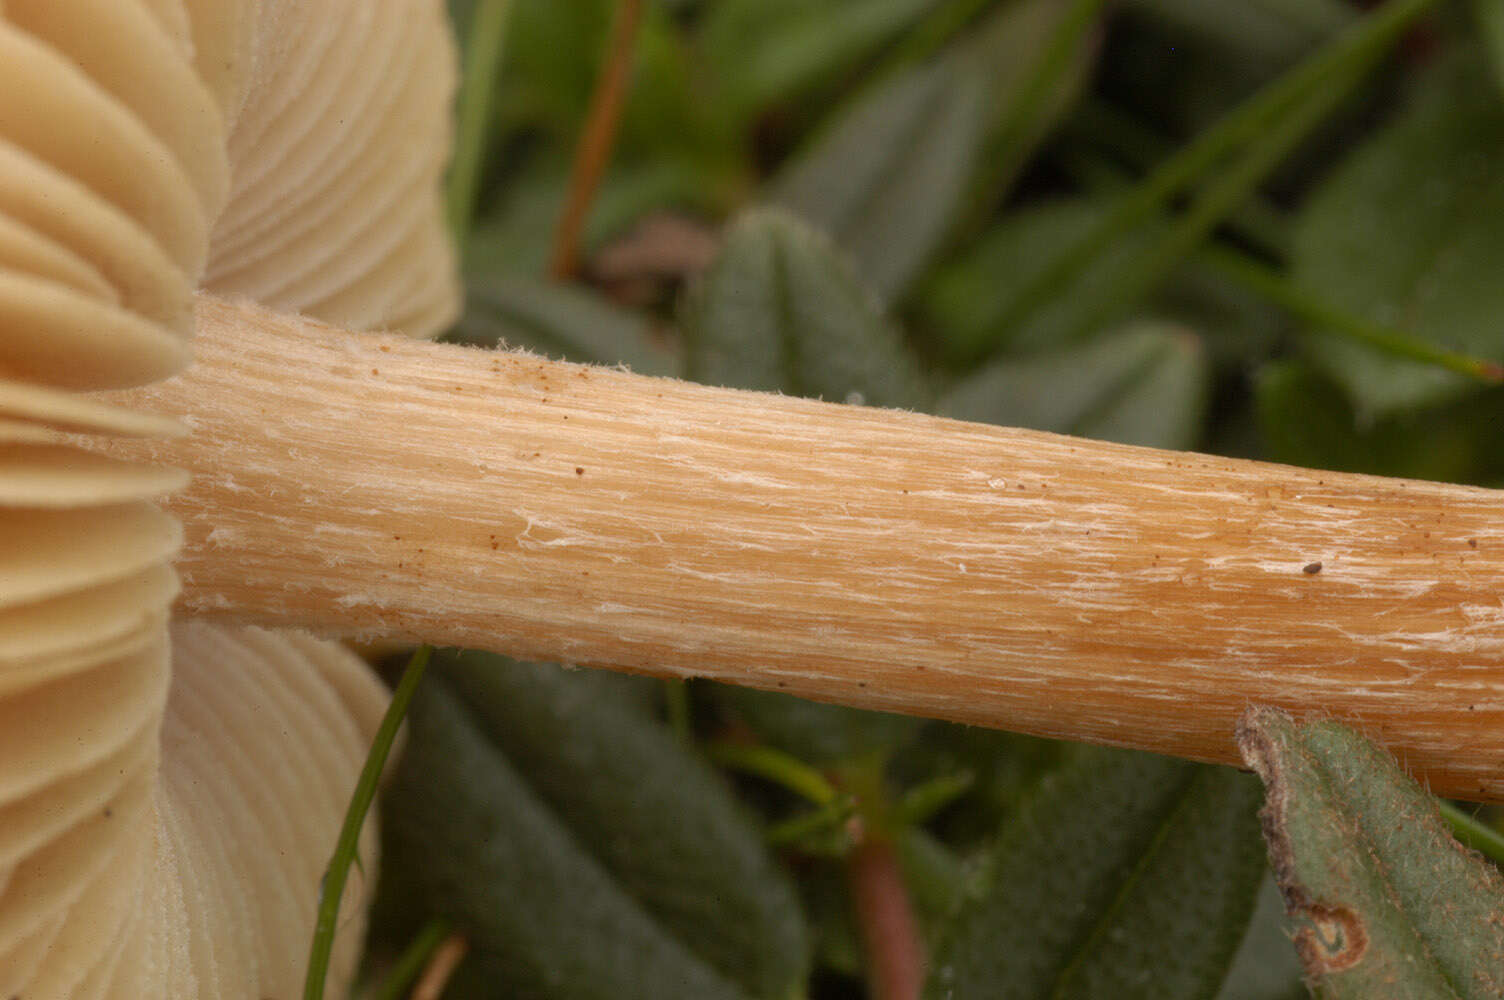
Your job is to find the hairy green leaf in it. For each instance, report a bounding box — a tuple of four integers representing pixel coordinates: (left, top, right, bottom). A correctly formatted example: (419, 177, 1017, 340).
(769, 0, 1094, 303)
(925, 747, 1266, 1000)
(434, 653, 811, 999)
(1237, 708, 1504, 998)
(937, 321, 1210, 450)
(683, 207, 928, 407)
(377, 678, 752, 1000)
(1292, 53, 1504, 416)
(768, 58, 984, 305)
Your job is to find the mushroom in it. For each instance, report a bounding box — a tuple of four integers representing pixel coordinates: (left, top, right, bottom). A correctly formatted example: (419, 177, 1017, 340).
(0, 1, 454, 996)
(6, 0, 1504, 995)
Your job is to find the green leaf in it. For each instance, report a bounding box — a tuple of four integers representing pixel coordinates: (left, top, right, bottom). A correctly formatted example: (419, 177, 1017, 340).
(1123, 0, 1351, 68)
(1214, 878, 1310, 1000)
(683, 207, 928, 408)
(958, 0, 1104, 225)
(767, 58, 985, 304)
(920, 198, 1162, 360)
(449, 273, 679, 374)
(1292, 52, 1504, 416)
(493, 0, 611, 134)
(711, 0, 939, 115)
(377, 677, 753, 1000)
(430, 653, 811, 1000)
(767, 0, 1095, 304)
(925, 747, 1266, 1000)
(937, 321, 1210, 450)
(372, 661, 812, 998)
(1255, 360, 1504, 482)
(1479, 0, 1504, 92)
(1236, 708, 1504, 998)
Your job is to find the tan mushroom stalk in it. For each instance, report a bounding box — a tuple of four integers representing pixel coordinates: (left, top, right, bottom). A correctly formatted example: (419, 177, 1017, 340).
(116, 298, 1504, 802)
(0, 1, 455, 996)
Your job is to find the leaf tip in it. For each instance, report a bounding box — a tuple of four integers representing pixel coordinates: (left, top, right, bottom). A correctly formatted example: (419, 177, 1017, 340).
(1235, 708, 1371, 977)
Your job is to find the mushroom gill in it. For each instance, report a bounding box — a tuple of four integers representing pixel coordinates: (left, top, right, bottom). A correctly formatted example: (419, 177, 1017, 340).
(0, 1, 457, 996)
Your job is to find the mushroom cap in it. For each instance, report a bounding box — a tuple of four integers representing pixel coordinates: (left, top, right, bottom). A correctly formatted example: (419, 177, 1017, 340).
(0, 1, 456, 996)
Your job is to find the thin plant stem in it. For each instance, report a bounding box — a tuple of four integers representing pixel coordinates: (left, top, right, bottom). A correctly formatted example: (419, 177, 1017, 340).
(1070, 57, 1365, 342)
(1199, 244, 1504, 383)
(410, 932, 470, 1000)
(368, 919, 451, 1000)
(849, 836, 925, 1000)
(1051, 147, 1496, 384)
(548, 0, 646, 280)
(447, 0, 514, 248)
(894, 770, 975, 826)
(706, 741, 840, 806)
(1061, 101, 1292, 255)
(1440, 800, 1504, 867)
(975, 0, 1441, 357)
(303, 646, 433, 1000)
(766, 795, 858, 847)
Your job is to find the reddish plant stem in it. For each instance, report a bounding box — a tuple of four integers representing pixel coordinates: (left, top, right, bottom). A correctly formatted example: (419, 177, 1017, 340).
(849, 836, 925, 1000)
(548, 0, 645, 280)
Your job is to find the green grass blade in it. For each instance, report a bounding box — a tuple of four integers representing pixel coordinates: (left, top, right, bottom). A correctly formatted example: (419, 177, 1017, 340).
(706, 741, 840, 806)
(1070, 56, 1364, 340)
(447, 0, 514, 247)
(979, 0, 1441, 354)
(766, 795, 859, 847)
(367, 918, 451, 1000)
(1201, 245, 1504, 383)
(304, 646, 433, 1000)
(1440, 800, 1504, 869)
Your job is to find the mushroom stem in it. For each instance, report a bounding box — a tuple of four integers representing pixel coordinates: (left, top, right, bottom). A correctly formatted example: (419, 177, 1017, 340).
(107, 294, 1504, 800)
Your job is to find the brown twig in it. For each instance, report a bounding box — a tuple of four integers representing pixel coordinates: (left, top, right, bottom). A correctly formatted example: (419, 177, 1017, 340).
(849, 835, 925, 1000)
(410, 933, 469, 1000)
(548, 0, 645, 280)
